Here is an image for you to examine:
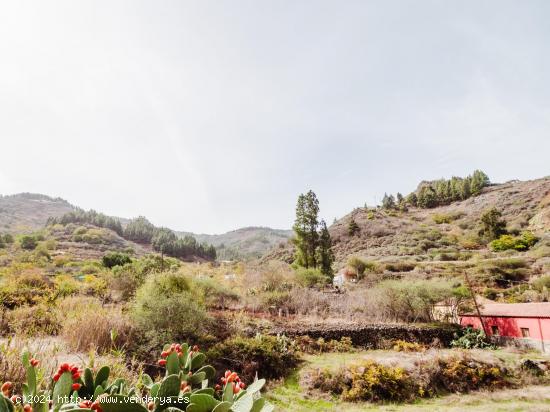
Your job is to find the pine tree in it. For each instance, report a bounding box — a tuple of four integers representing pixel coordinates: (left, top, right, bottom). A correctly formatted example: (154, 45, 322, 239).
(461, 178, 471, 200)
(471, 170, 490, 195)
(417, 186, 437, 208)
(406, 192, 418, 207)
(348, 218, 360, 236)
(382, 193, 395, 209)
(479, 208, 507, 241)
(292, 190, 320, 268)
(304, 190, 320, 268)
(317, 220, 334, 278)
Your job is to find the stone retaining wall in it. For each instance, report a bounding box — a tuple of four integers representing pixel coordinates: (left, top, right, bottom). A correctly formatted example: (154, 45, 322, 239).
(275, 323, 461, 348)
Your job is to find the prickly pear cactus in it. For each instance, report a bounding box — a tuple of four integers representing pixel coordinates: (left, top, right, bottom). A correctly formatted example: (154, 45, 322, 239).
(2, 343, 273, 412)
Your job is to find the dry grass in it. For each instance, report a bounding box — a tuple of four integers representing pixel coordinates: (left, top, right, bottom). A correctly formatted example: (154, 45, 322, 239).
(57, 296, 134, 353)
(0, 337, 62, 391)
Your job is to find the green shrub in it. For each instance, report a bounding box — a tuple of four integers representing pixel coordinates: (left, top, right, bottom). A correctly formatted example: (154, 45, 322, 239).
(373, 279, 454, 322)
(19, 235, 37, 250)
(194, 277, 240, 309)
(310, 354, 507, 403)
(311, 360, 415, 402)
(384, 261, 416, 272)
(434, 356, 504, 393)
(490, 231, 539, 252)
(532, 275, 550, 292)
(0, 270, 53, 308)
(206, 334, 300, 381)
(347, 256, 367, 276)
(392, 340, 425, 352)
(102, 251, 132, 268)
(295, 267, 330, 287)
(53, 274, 80, 297)
(432, 212, 464, 224)
(294, 336, 354, 354)
(131, 272, 212, 344)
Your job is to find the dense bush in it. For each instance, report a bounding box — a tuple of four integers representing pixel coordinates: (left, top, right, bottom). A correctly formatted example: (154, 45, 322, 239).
(294, 267, 330, 288)
(490, 231, 538, 252)
(206, 335, 301, 381)
(392, 340, 425, 352)
(310, 360, 416, 402)
(309, 354, 508, 403)
(479, 208, 507, 241)
(194, 277, 240, 309)
(0, 270, 53, 309)
(19, 235, 37, 250)
(432, 212, 464, 224)
(372, 279, 455, 322)
(293, 336, 354, 354)
(101, 251, 132, 268)
(131, 272, 213, 345)
(478, 258, 530, 287)
(384, 261, 416, 272)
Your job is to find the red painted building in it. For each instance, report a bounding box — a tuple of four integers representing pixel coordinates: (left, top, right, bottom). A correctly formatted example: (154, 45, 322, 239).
(460, 302, 550, 352)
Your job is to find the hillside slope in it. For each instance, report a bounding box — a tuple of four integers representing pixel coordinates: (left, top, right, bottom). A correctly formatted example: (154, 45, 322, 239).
(330, 177, 550, 262)
(0, 192, 292, 261)
(177, 227, 293, 260)
(263, 177, 550, 265)
(0, 193, 76, 232)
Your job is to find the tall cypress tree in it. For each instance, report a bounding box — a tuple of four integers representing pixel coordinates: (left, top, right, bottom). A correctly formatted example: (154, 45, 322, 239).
(292, 193, 308, 267)
(317, 220, 334, 278)
(292, 190, 320, 268)
(304, 190, 320, 268)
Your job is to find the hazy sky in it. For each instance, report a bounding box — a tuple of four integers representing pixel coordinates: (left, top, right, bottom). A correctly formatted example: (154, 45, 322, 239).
(0, 1, 549, 233)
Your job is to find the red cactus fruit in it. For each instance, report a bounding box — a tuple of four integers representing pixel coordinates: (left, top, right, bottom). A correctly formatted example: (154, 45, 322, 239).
(158, 359, 167, 366)
(72, 383, 81, 391)
(1, 382, 12, 392)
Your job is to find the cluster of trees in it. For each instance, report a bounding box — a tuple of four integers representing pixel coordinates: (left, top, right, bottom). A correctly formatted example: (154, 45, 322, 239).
(381, 170, 490, 210)
(151, 227, 217, 260)
(292, 190, 334, 278)
(48, 212, 217, 261)
(47, 209, 123, 235)
(124, 216, 216, 260)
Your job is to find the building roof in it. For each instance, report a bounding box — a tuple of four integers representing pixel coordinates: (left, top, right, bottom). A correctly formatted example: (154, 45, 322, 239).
(461, 302, 550, 318)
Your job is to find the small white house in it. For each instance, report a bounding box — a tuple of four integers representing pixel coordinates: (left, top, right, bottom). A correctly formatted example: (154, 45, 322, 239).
(333, 267, 357, 287)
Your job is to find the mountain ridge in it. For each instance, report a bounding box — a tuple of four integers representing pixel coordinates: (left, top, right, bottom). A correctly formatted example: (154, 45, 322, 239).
(262, 176, 550, 265)
(0, 192, 292, 259)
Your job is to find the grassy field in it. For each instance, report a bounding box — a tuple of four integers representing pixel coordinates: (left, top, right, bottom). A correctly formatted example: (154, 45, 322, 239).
(267, 349, 550, 412)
